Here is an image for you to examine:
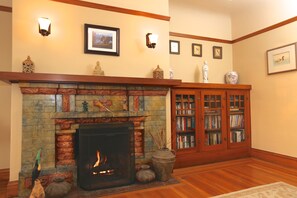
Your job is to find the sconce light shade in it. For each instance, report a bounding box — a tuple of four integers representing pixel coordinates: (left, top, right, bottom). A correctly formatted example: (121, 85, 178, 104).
(146, 33, 158, 48)
(38, 17, 51, 36)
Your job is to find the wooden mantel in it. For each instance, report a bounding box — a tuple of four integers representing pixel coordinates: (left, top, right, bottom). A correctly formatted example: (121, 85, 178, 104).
(0, 72, 182, 87)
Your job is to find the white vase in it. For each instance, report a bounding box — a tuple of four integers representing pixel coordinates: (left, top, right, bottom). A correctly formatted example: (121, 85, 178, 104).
(225, 71, 239, 84)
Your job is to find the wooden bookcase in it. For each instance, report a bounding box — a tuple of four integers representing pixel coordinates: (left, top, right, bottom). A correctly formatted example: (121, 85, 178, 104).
(171, 83, 251, 168)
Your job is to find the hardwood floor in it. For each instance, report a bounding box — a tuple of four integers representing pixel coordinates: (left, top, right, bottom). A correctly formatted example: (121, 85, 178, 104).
(1, 158, 297, 197)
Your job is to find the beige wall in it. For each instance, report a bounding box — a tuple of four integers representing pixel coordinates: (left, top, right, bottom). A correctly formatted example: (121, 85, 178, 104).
(231, 0, 297, 39)
(0, 10, 12, 169)
(10, 0, 171, 181)
(169, 0, 233, 83)
(84, 0, 169, 15)
(169, 36, 232, 83)
(233, 21, 297, 157)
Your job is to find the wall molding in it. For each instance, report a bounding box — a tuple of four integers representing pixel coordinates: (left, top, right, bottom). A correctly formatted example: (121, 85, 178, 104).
(169, 32, 232, 44)
(0, 6, 12, 13)
(50, 0, 170, 21)
(251, 148, 297, 170)
(233, 16, 297, 43)
(170, 16, 297, 44)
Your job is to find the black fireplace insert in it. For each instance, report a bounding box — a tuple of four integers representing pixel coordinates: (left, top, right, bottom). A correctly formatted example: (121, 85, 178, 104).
(77, 122, 135, 190)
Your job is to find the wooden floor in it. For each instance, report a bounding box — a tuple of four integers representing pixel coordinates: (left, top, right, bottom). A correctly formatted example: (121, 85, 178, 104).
(1, 158, 297, 197)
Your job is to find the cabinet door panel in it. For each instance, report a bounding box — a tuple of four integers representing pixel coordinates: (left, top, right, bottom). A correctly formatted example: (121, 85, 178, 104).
(200, 90, 227, 151)
(171, 90, 200, 153)
(227, 91, 251, 148)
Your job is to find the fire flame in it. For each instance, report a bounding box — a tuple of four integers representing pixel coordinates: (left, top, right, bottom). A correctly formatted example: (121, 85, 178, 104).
(92, 150, 114, 176)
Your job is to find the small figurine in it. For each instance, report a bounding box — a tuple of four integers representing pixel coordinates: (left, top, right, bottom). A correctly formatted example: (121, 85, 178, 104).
(153, 65, 164, 79)
(23, 56, 35, 73)
(93, 61, 105, 76)
(202, 61, 208, 83)
(82, 101, 89, 112)
(169, 68, 174, 79)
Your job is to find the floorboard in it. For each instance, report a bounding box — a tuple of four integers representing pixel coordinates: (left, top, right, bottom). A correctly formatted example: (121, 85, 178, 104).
(2, 158, 297, 197)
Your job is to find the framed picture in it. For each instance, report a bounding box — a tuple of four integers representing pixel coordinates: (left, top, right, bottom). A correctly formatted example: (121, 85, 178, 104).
(213, 46, 222, 59)
(169, 40, 180, 54)
(192, 43, 202, 57)
(267, 43, 297, 75)
(84, 24, 120, 56)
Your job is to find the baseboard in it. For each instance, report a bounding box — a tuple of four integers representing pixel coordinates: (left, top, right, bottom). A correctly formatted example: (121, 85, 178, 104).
(7, 180, 18, 198)
(0, 168, 9, 180)
(251, 148, 297, 170)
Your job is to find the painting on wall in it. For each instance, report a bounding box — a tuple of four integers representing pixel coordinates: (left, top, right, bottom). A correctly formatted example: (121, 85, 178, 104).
(84, 24, 120, 56)
(213, 46, 222, 59)
(192, 43, 202, 57)
(169, 40, 180, 55)
(267, 43, 297, 75)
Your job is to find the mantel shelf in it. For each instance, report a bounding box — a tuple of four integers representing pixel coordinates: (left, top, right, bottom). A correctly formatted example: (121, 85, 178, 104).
(0, 72, 182, 87)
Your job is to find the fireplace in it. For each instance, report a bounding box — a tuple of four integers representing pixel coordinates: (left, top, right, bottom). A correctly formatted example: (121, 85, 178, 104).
(17, 82, 169, 197)
(77, 122, 135, 190)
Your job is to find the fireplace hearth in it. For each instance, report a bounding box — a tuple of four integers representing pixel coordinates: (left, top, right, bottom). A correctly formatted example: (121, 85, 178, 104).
(77, 122, 135, 190)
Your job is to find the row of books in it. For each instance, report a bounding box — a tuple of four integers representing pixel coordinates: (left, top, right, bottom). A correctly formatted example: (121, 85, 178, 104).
(204, 115, 221, 129)
(205, 132, 222, 145)
(176, 95, 195, 102)
(230, 130, 245, 143)
(176, 102, 195, 115)
(176, 116, 195, 131)
(176, 134, 195, 149)
(230, 114, 244, 128)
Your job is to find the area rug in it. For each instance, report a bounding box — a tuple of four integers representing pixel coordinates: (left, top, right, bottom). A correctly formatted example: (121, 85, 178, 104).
(212, 182, 297, 198)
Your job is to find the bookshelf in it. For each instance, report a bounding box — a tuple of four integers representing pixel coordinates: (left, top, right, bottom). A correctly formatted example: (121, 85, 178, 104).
(171, 83, 251, 168)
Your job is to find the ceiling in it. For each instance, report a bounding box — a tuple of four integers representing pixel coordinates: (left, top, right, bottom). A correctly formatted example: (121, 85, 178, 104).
(178, 0, 264, 15)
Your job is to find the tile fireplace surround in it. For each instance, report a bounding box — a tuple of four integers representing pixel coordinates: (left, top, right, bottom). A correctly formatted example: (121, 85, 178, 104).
(0, 72, 182, 197)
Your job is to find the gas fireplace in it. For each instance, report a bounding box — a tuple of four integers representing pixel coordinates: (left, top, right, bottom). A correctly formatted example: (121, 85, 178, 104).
(77, 122, 135, 190)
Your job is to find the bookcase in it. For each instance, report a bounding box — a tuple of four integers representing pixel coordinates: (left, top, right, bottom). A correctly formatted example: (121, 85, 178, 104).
(171, 83, 251, 168)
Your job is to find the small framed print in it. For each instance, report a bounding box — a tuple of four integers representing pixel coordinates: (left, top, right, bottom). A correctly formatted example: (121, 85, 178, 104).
(213, 46, 222, 59)
(169, 40, 180, 54)
(192, 43, 202, 57)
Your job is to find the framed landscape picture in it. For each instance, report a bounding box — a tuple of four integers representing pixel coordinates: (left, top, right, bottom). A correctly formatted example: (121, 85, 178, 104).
(267, 43, 297, 75)
(84, 24, 120, 56)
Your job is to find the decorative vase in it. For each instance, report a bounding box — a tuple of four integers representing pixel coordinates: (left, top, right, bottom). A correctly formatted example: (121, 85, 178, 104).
(136, 164, 156, 183)
(153, 65, 164, 79)
(22, 56, 35, 73)
(152, 148, 176, 182)
(225, 71, 239, 84)
(45, 177, 71, 198)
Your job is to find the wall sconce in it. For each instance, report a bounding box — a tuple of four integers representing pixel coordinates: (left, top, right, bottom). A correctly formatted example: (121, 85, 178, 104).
(146, 33, 158, 48)
(38, 17, 51, 36)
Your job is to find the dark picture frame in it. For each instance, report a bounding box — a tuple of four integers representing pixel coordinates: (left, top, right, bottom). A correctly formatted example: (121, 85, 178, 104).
(169, 40, 180, 54)
(192, 43, 202, 57)
(213, 46, 222, 59)
(267, 43, 297, 75)
(84, 24, 120, 56)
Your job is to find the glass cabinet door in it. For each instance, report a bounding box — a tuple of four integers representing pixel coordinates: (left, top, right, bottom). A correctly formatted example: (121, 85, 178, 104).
(227, 91, 249, 147)
(201, 91, 226, 151)
(174, 92, 197, 151)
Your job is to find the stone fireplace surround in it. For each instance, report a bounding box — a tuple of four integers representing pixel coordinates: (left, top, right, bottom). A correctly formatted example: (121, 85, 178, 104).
(17, 80, 171, 196)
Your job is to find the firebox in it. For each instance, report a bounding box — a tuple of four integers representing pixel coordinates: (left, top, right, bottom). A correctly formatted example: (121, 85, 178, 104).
(77, 122, 135, 190)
